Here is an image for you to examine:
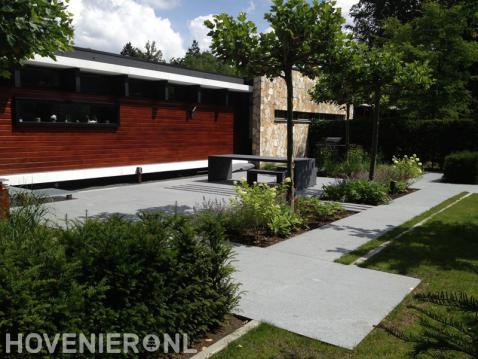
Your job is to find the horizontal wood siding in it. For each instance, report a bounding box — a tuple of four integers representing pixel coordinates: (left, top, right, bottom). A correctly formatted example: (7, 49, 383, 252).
(0, 88, 234, 175)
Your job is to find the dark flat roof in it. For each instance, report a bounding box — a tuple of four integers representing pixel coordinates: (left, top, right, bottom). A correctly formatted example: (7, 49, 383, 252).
(58, 47, 247, 85)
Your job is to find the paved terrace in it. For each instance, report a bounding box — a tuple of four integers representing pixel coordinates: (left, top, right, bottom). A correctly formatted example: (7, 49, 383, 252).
(40, 173, 477, 349)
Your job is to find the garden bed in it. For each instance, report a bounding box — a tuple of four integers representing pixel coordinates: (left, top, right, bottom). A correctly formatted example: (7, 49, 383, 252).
(389, 187, 418, 200)
(226, 210, 353, 247)
(167, 315, 251, 358)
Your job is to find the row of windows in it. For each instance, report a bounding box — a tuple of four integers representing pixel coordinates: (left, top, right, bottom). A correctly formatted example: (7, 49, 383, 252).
(9, 66, 230, 106)
(274, 110, 345, 122)
(13, 98, 119, 128)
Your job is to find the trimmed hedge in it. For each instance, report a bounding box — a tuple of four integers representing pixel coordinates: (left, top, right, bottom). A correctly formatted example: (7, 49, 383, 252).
(0, 207, 238, 357)
(443, 151, 478, 184)
(310, 117, 478, 167)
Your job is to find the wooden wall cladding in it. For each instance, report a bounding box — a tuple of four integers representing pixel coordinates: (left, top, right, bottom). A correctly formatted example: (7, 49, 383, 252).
(0, 88, 234, 175)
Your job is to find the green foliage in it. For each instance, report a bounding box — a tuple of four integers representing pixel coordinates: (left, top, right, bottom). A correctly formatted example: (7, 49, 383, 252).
(349, 0, 422, 44)
(310, 117, 478, 167)
(385, 3, 478, 119)
(228, 179, 302, 237)
(170, 40, 242, 77)
(295, 196, 344, 226)
(205, 0, 345, 200)
(443, 151, 478, 184)
(0, 0, 73, 78)
(205, 0, 344, 80)
(316, 146, 370, 178)
(384, 292, 478, 358)
(310, 34, 366, 110)
(120, 40, 164, 63)
(0, 203, 239, 357)
(321, 180, 391, 205)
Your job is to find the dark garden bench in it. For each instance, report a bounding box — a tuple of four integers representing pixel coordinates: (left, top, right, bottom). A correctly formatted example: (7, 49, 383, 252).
(247, 168, 287, 185)
(208, 154, 317, 190)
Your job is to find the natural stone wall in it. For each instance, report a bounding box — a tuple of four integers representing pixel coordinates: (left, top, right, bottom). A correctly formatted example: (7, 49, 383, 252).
(252, 71, 345, 158)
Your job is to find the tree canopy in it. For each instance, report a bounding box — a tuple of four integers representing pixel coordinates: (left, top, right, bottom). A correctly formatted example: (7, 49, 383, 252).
(384, 2, 478, 119)
(206, 0, 344, 205)
(0, 0, 73, 78)
(120, 40, 164, 63)
(170, 40, 243, 77)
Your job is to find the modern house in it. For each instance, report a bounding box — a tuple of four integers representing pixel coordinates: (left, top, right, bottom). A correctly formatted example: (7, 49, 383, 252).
(0, 47, 345, 186)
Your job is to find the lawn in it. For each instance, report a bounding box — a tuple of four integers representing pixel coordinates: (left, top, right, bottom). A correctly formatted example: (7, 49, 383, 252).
(212, 193, 478, 359)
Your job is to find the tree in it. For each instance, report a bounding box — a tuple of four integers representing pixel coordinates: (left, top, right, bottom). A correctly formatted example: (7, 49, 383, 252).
(349, 0, 422, 44)
(385, 3, 478, 119)
(0, 0, 73, 78)
(355, 44, 432, 179)
(120, 42, 139, 57)
(170, 40, 242, 77)
(186, 40, 201, 57)
(310, 36, 366, 158)
(120, 40, 164, 63)
(142, 40, 164, 63)
(205, 0, 344, 207)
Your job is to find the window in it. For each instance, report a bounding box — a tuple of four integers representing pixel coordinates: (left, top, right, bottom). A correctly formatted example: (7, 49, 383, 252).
(167, 84, 187, 102)
(80, 73, 115, 95)
(202, 89, 225, 106)
(20, 66, 62, 90)
(274, 110, 345, 123)
(13, 98, 119, 128)
(129, 79, 155, 98)
(315, 113, 346, 121)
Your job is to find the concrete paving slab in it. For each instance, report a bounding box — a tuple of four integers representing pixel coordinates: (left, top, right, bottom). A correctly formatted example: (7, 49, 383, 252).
(233, 245, 420, 349)
(270, 183, 469, 262)
(40, 171, 477, 349)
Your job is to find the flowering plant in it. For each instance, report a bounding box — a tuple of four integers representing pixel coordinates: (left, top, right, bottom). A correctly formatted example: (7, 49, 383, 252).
(392, 154, 423, 182)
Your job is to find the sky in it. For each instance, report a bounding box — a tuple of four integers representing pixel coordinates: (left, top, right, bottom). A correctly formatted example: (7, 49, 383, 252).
(68, 0, 358, 60)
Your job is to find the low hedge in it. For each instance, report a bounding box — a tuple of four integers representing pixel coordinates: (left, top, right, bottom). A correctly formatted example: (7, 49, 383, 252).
(0, 205, 238, 357)
(321, 179, 391, 205)
(310, 117, 478, 167)
(443, 151, 478, 184)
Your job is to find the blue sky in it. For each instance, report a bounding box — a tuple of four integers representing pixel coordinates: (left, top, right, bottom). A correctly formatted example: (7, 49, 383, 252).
(69, 0, 356, 60)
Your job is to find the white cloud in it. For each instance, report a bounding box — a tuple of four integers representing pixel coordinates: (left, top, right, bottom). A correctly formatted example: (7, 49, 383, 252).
(188, 14, 214, 51)
(137, 0, 181, 10)
(69, 0, 185, 60)
(245, 1, 256, 14)
(335, 0, 358, 26)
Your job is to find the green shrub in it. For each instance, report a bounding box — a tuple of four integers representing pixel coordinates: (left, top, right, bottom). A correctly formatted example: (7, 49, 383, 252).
(0, 206, 239, 357)
(443, 151, 478, 184)
(295, 197, 345, 225)
(316, 146, 369, 178)
(321, 180, 391, 205)
(227, 179, 302, 237)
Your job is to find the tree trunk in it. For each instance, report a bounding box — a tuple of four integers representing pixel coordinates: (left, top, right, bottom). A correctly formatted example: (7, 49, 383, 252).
(285, 69, 295, 210)
(345, 103, 350, 161)
(369, 84, 381, 181)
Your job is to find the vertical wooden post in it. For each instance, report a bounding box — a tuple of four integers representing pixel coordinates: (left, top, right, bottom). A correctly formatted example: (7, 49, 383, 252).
(0, 179, 10, 220)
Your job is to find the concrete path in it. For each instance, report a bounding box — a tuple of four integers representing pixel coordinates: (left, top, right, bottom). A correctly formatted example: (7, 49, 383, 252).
(41, 172, 477, 349)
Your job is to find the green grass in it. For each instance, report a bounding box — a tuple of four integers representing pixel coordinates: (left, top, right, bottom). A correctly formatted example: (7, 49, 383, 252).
(212, 193, 478, 359)
(335, 192, 469, 265)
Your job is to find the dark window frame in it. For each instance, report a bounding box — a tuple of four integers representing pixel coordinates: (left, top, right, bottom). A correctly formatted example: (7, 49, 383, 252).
(274, 109, 345, 123)
(12, 97, 120, 129)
